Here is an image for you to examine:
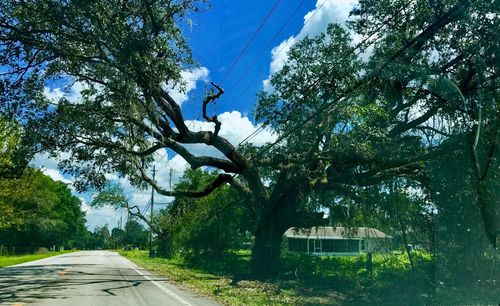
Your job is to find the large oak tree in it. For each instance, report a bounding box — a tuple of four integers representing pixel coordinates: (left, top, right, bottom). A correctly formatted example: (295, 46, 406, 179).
(1, 0, 497, 278)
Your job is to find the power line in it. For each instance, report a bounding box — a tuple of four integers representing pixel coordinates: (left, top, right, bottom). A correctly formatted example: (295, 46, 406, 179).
(187, 0, 307, 132)
(230, 0, 329, 106)
(232, 0, 414, 150)
(140, 199, 151, 216)
(219, 0, 283, 85)
(228, 0, 307, 94)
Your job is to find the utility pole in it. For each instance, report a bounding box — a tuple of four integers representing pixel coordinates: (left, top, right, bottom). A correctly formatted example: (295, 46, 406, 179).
(149, 165, 157, 257)
(169, 168, 173, 190)
(118, 207, 123, 229)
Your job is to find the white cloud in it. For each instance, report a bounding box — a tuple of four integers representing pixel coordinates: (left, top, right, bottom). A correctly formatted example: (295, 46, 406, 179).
(32, 153, 73, 186)
(263, 0, 358, 92)
(163, 67, 209, 105)
(43, 81, 89, 104)
(80, 196, 122, 230)
(43, 87, 65, 102)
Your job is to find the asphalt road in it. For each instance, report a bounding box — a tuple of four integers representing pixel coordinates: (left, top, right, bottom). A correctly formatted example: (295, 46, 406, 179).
(0, 250, 221, 306)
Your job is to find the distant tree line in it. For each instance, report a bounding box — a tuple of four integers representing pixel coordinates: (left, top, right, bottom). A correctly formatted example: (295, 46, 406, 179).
(87, 219, 149, 250)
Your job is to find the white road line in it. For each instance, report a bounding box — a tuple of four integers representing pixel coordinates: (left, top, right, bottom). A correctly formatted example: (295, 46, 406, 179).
(118, 256, 194, 306)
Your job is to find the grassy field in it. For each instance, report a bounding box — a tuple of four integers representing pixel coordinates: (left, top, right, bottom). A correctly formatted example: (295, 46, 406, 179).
(0, 250, 75, 268)
(120, 250, 443, 306)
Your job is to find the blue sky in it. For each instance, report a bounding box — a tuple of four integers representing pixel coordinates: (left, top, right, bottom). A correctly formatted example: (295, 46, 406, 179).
(36, 0, 360, 230)
(181, 0, 314, 118)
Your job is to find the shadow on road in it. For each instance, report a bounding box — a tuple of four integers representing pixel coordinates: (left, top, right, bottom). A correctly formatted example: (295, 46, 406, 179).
(0, 263, 169, 304)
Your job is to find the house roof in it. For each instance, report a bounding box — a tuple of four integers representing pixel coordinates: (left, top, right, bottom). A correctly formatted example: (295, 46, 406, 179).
(284, 226, 391, 239)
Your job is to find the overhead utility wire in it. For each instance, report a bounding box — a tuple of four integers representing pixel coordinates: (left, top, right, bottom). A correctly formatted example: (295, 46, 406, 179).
(231, 0, 328, 104)
(230, 0, 333, 149)
(233, 0, 414, 149)
(141, 199, 152, 216)
(219, 0, 284, 85)
(228, 0, 308, 94)
(188, 0, 283, 132)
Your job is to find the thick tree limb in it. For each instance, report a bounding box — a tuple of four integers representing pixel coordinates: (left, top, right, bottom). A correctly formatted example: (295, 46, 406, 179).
(157, 90, 190, 135)
(137, 163, 233, 198)
(167, 140, 240, 173)
(389, 106, 439, 137)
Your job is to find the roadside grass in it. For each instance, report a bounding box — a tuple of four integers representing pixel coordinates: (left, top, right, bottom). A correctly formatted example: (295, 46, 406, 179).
(120, 249, 438, 306)
(0, 250, 75, 268)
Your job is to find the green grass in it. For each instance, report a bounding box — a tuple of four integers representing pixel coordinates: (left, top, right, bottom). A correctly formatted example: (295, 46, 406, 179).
(121, 249, 499, 305)
(120, 250, 438, 306)
(0, 250, 75, 267)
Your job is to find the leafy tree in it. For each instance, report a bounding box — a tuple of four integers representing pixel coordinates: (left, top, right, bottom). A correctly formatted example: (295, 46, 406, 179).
(157, 169, 248, 258)
(0, 119, 33, 179)
(0, 169, 87, 249)
(110, 227, 126, 249)
(90, 225, 112, 249)
(123, 219, 149, 249)
(0, 119, 19, 173)
(1, 0, 497, 279)
(428, 134, 499, 288)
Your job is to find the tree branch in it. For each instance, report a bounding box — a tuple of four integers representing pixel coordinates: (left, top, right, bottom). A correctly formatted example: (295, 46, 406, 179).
(168, 140, 240, 173)
(136, 162, 233, 198)
(202, 82, 224, 137)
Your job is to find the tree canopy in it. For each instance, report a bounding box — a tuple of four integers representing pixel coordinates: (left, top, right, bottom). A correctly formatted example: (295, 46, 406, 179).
(0, 0, 498, 279)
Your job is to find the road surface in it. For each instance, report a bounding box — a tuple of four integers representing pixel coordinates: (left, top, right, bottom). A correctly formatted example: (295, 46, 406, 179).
(0, 251, 221, 306)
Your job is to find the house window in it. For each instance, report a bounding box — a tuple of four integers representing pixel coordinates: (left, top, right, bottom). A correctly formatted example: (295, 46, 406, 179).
(329, 239, 361, 252)
(360, 239, 365, 251)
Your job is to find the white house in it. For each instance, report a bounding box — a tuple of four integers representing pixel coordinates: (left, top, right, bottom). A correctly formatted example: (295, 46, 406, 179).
(284, 226, 392, 256)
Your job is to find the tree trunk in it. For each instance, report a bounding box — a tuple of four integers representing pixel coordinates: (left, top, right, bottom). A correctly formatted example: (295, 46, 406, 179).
(249, 177, 314, 279)
(251, 220, 286, 279)
(156, 233, 173, 258)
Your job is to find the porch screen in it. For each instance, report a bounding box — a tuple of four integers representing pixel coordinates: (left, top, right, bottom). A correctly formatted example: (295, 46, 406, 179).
(288, 238, 308, 252)
(325, 239, 360, 252)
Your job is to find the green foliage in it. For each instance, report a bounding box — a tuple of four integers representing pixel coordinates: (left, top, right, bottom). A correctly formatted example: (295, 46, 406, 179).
(0, 0, 497, 283)
(252, 0, 498, 278)
(91, 183, 128, 209)
(157, 169, 248, 258)
(87, 225, 112, 250)
(121, 249, 500, 306)
(0, 119, 32, 179)
(122, 219, 149, 249)
(0, 168, 87, 248)
(0, 0, 208, 191)
(0, 119, 19, 172)
(427, 133, 500, 287)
